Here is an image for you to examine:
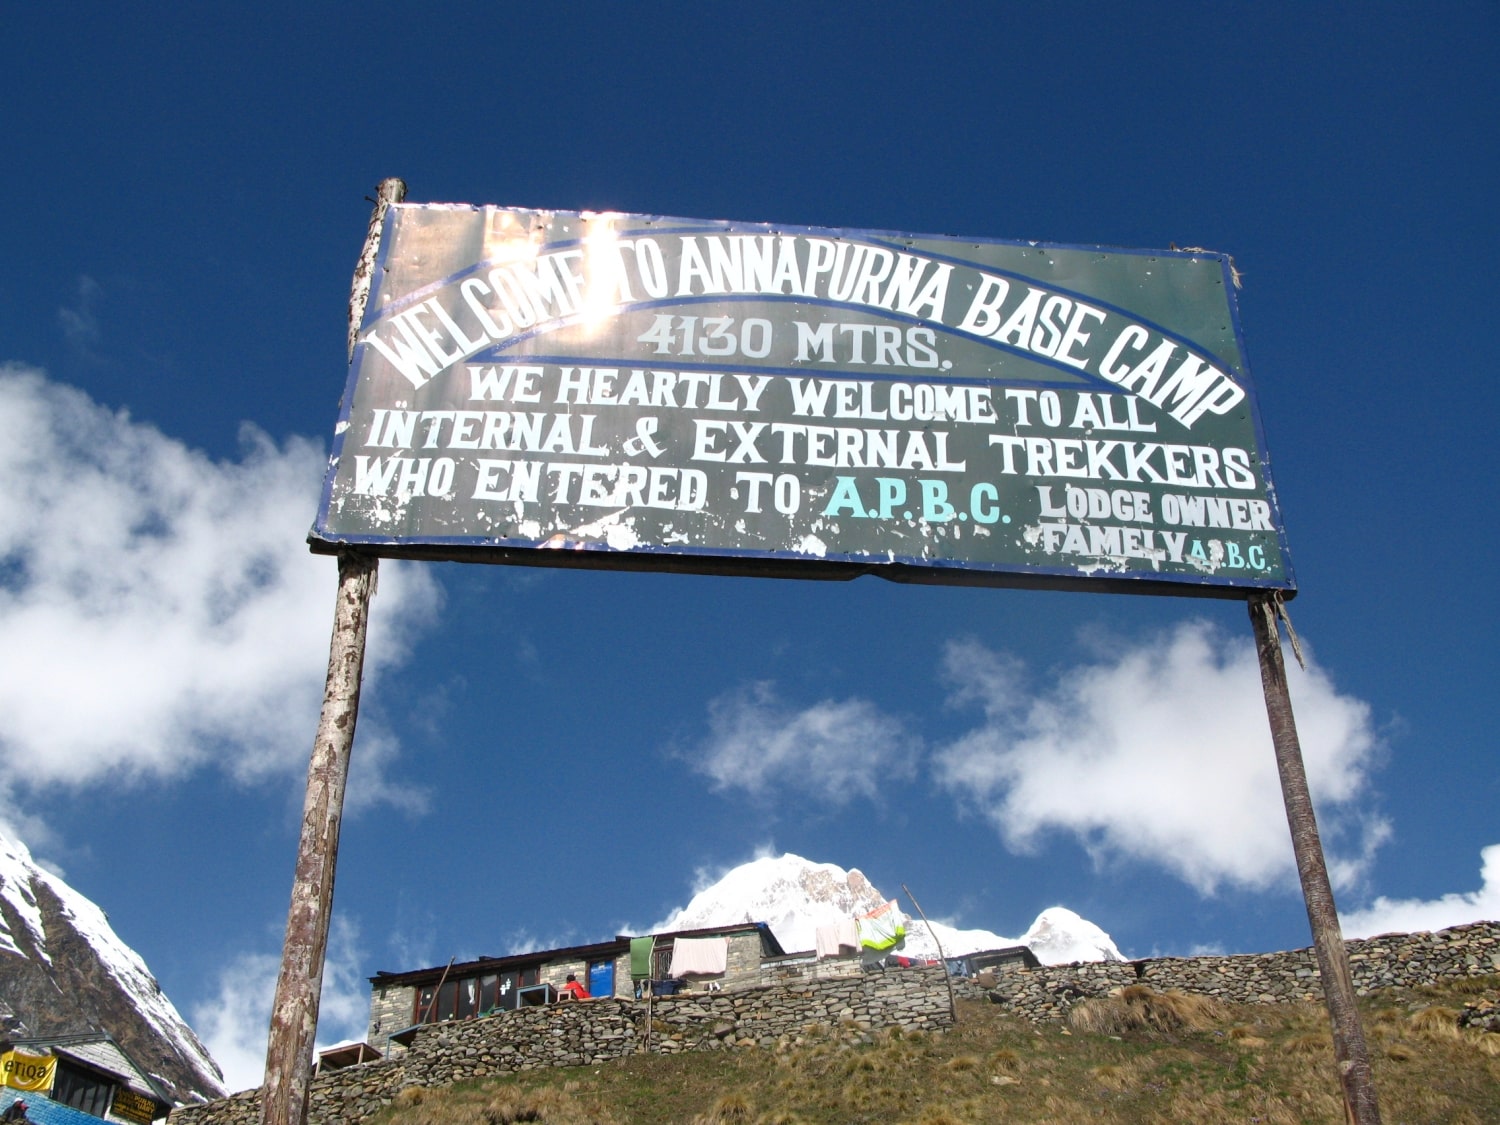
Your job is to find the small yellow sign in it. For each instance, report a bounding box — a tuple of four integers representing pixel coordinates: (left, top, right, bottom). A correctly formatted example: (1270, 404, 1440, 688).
(111, 1087, 162, 1124)
(0, 1050, 55, 1092)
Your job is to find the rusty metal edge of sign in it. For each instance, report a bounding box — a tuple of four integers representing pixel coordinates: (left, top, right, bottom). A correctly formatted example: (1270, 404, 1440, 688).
(310, 203, 1297, 599)
(306, 533, 1292, 601)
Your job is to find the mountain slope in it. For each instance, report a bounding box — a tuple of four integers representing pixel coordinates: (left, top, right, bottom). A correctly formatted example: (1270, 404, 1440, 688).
(654, 853, 1124, 964)
(0, 828, 225, 1103)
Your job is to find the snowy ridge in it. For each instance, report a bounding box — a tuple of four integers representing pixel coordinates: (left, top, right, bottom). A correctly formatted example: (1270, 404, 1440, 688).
(902, 906, 1125, 964)
(0, 825, 224, 1098)
(656, 853, 1124, 965)
(44, 864, 224, 1088)
(0, 834, 50, 963)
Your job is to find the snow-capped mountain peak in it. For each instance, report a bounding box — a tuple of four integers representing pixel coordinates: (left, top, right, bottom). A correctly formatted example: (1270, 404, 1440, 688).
(0, 825, 225, 1102)
(655, 853, 887, 953)
(1016, 907, 1124, 965)
(654, 853, 1123, 965)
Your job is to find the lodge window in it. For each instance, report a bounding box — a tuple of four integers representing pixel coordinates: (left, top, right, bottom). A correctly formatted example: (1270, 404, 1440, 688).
(478, 974, 499, 1014)
(652, 943, 674, 981)
(415, 965, 541, 1023)
(51, 1061, 115, 1118)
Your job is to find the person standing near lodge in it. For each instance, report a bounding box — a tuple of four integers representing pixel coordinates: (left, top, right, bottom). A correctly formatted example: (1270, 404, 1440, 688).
(558, 974, 589, 1001)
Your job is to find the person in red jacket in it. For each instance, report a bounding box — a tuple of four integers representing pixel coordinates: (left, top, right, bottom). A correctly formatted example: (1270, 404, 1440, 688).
(558, 973, 590, 1001)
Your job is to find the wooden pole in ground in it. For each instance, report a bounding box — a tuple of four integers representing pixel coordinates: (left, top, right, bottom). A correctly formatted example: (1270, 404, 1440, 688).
(1249, 592, 1380, 1125)
(260, 177, 406, 1125)
(901, 883, 957, 1024)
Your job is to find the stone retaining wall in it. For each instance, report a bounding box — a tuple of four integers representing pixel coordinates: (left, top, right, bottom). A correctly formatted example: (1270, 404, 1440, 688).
(968, 920, 1500, 1021)
(171, 966, 952, 1125)
(173, 922, 1499, 1125)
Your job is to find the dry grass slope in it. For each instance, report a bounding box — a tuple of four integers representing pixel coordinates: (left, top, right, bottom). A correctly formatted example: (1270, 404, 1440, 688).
(1066, 984, 1227, 1035)
(364, 977, 1500, 1124)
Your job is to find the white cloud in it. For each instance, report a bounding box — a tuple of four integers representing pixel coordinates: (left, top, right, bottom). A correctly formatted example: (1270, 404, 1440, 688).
(191, 948, 279, 1095)
(1185, 942, 1229, 957)
(314, 916, 378, 1049)
(342, 727, 430, 817)
(492, 927, 587, 960)
(1340, 844, 1500, 938)
(0, 366, 440, 801)
(934, 623, 1387, 894)
(685, 682, 919, 805)
(192, 915, 370, 1094)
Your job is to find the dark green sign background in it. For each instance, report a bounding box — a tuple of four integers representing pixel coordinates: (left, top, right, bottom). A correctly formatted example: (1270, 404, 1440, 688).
(311, 204, 1294, 597)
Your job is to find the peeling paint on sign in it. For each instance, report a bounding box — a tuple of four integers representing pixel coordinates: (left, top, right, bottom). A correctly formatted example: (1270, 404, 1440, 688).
(311, 204, 1294, 597)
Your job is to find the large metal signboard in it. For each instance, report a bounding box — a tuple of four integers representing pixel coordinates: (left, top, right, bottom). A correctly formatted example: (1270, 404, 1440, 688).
(312, 205, 1293, 596)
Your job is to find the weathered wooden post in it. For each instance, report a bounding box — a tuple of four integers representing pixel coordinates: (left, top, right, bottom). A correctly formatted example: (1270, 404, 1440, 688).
(1249, 592, 1380, 1125)
(260, 177, 406, 1125)
(901, 883, 957, 1024)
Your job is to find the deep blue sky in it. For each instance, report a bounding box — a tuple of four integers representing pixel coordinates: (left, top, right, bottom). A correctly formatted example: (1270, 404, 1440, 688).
(2, 2, 1495, 1090)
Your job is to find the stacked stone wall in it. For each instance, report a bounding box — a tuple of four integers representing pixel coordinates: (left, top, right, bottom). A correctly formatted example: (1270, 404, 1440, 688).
(722, 931, 765, 988)
(761, 953, 864, 985)
(967, 920, 1500, 1022)
(608, 951, 631, 997)
(174, 922, 1499, 1125)
(170, 967, 952, 1125)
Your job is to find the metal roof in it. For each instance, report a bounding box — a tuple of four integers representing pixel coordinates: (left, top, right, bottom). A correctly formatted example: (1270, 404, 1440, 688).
(0, 1089, 107, 1125)
(369, 936, 631, 989)
(369, 920, 785, 987)
(314, 1042, 381, 1072)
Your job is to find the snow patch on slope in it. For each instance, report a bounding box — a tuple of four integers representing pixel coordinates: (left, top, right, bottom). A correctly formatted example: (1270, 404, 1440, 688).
(0, 824, 225, 1096)
(0, 833, 50, 963)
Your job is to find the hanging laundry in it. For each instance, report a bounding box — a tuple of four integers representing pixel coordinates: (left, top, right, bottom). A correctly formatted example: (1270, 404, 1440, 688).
(836, 917, 859, 951)
(815, 918, 861, 959)
(857, 900, 907, 952)
(815, 924, 842, 959)
(630, 936, 656, 980)
(668, 936, 729, 976)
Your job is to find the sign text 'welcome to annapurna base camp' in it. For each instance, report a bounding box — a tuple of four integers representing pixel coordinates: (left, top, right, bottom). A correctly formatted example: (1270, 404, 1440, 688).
(313, 205, 1294, 597)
